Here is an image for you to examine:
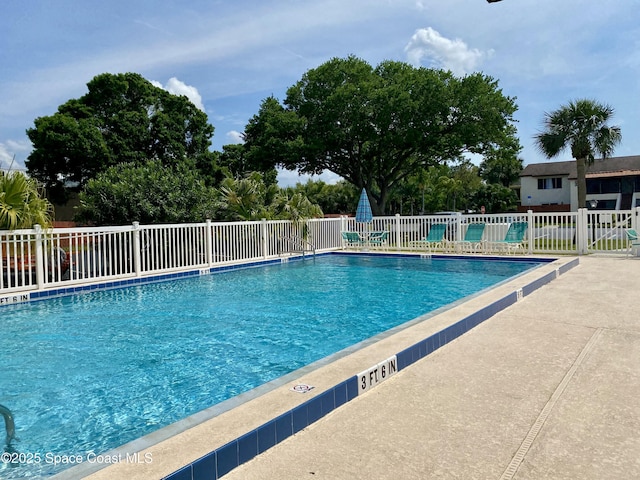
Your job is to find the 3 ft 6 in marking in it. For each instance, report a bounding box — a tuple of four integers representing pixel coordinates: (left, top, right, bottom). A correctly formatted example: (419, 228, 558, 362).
(357, 356, 397, 395)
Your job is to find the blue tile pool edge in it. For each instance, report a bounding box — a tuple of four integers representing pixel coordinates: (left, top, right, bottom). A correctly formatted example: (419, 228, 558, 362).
(0, 254, 323, 307)
(160, 256, 580, 480)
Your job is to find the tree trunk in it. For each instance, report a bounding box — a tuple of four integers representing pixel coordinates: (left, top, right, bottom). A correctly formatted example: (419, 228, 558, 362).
(576, 156, 587, 210)
(373, 189, 388, 215)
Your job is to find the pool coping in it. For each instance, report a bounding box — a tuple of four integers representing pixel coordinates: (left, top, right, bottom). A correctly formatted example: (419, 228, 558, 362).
(50, 253, 577, 480)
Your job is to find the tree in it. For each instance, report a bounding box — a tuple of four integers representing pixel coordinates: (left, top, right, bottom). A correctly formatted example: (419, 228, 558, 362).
(479, 126, 523, 187)
(395, 165, 452, 214)
(271, 192, 324, 237)
(75, 161, 217, 226)
(283, 180, 358, 215)
(193, 149, 227, 188)
(216, 172, 323, 222)
(469, 183, 518, 213)
(0, 171, 53, 230)
(244, 56, 519, 214)
(216, 172, 278, 221)
(218, 142, 278, 185)
(534, 99, 621, 209)
(26, 73, 215, 202)
(448, 160, 484, 212)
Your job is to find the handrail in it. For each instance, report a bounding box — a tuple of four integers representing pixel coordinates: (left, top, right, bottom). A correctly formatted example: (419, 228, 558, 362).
(278, 235, 316, 257)
(0, 404, 16, 445)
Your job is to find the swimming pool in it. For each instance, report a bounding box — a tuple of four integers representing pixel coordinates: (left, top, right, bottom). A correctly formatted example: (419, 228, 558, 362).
(0, 253, 545, 478)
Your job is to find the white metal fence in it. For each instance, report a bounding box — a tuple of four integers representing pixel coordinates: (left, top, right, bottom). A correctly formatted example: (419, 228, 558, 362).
(2, 209, 639, 297)
(0, 219, 343, 296)
(341, 208, 640, 256)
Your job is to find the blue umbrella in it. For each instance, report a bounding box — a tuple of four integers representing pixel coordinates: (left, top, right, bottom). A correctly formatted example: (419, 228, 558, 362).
(355, 188, 373, 223)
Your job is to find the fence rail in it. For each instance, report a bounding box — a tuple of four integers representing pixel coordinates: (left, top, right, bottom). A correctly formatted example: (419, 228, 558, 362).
(2, 209, 639, 297)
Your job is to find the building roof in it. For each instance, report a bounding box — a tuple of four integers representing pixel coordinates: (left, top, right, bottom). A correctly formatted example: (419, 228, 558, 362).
(520, 160, 573, 178)
(520, 155, 640, 179)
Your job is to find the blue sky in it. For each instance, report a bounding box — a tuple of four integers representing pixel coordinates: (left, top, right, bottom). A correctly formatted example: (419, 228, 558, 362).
(1, 0, 639, 186)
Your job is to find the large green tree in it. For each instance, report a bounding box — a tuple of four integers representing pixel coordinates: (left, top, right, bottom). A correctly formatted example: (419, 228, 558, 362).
(243, 56, 519, 214)
(26, 73, 215, 202)
(534, 99, 621, 209)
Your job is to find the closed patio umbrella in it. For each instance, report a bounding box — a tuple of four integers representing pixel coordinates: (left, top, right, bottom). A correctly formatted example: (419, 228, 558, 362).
(355, 188, 373, 244)
(356, 188, 373, 224)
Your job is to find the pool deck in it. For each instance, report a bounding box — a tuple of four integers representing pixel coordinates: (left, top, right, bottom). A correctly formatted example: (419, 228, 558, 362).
(81, 255, 640, 480)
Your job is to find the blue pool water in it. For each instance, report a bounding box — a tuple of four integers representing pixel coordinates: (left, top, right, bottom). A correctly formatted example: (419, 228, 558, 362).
(0, 254, 543, 478)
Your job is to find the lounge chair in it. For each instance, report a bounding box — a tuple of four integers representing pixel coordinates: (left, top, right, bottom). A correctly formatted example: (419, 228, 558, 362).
(410, 223, 447, 252)
(488, 222, 528, 254)
(341, 231, 365, 248)
(453, 223, 486, 254)
(368, 231, 389, 249)
(625, 228, 640, 257)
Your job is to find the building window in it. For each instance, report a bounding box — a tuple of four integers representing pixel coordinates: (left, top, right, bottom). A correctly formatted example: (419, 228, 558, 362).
(601, 178, 621, 194)
(538, 177, 562, 189)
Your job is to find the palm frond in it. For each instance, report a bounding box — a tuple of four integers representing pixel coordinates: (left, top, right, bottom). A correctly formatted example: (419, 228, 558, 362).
(0, 171, 53, 230)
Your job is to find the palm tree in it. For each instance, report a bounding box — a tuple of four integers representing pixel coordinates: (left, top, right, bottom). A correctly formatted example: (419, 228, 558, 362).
(1, 170, 53, 230)
(273, 192, 323, 239)
(534, 99, 622, 210)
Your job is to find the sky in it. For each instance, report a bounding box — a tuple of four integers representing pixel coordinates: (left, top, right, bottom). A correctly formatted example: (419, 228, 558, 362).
(1, 0, 639, 186)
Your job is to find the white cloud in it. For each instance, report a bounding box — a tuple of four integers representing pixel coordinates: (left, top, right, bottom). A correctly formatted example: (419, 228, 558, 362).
(225, 130, 244, 144)
(151, 77, 205, 111)
(0, 145, 15, 170)
(405, 27, 490, 76)
(276, 168, 342, 188)
(0, 139, 32, 171)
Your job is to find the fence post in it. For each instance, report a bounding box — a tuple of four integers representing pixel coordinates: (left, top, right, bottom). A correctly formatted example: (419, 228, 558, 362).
(455, 213, 463, 243)
(576, 208, 588, 255)
(341, 215, 349, 232)
(527, 210, 534, 254)
(339, 216, 347, 248)
(205, 219, 213, 267)
(132, 222, 142, 276)
(634, 207, 640, 233)
(395, 214, 401, 250)
(261, 219, 268, 259)
(34, 224, 45, 289)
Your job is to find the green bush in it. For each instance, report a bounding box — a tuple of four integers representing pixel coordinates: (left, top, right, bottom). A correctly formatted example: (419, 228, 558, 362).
(75, 161, 217, 225)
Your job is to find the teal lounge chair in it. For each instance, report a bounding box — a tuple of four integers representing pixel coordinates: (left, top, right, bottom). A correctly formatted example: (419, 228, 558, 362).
(410, 223, 447, 252)
(625, 228, 640, 257)
(489, 222, 528, 254)
(368, 231, 389, 249)
(341, 231, 365, 248)
(454, 223, 486, 253)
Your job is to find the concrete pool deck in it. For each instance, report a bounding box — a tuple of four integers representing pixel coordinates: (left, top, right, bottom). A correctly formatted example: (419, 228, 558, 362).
(80, 255, 640, 480)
